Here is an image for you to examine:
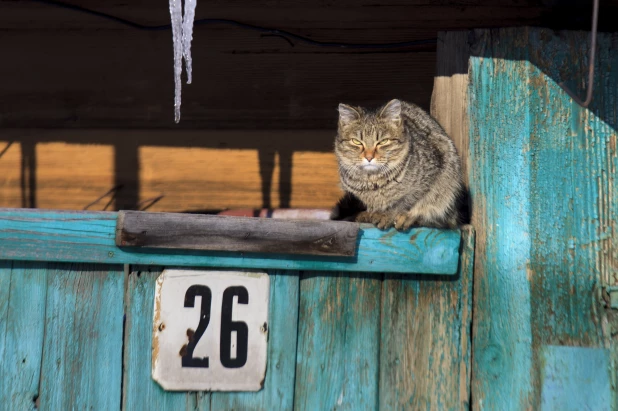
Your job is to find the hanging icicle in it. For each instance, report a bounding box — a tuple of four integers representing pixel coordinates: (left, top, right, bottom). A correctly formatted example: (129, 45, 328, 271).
(169, 0, 197, 123)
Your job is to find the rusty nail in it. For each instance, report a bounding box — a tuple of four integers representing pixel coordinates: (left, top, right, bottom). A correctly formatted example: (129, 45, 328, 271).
(158, 323, 166, 331)
(108, 251, 114, 257)
(260, 322, 268, 333)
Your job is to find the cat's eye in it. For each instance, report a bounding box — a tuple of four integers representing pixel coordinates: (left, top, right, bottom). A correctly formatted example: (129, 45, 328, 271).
(378, 139, 391, 145)
(351, 139, 363, 145)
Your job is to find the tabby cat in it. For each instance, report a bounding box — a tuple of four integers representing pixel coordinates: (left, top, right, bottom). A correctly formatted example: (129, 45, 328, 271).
(331, 99, 466, 230)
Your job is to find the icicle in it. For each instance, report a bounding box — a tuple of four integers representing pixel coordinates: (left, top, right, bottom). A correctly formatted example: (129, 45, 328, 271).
(182, 0, 197, 85)
(169, 0, 183, 123)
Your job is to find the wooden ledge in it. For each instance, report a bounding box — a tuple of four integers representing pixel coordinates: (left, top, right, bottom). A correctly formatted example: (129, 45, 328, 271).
(0, 208, 466, 275)
(116, 210, 358, 257)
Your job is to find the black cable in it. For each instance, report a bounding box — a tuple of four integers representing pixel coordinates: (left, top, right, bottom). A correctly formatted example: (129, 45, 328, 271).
(30, 0, 437, 49)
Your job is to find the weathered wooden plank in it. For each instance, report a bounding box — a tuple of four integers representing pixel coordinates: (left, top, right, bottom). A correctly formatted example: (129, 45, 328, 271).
(0, 262, 48, 410)
(294, 272, 381, 409)
(430, 31, 471, 187)
(116, 210, 359, 257)
(540, 346, 611, 410)
(468, 28, 618, 409)
(379, 225, 474, 410)
(123, 266, 209, 411)
(210, 271, 300, 410)
(0, 208, 461, 275)
(38, 263, 124, 410)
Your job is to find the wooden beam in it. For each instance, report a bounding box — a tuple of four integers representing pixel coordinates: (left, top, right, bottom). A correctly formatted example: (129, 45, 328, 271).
(0, 208, 462, 275)
(116, 210, 359, 257)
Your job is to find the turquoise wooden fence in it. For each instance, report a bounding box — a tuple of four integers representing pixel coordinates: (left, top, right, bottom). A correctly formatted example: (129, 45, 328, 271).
(0, 208, 473, 410)
(467, 28, 617, 409)
(3, 25, 616, 411)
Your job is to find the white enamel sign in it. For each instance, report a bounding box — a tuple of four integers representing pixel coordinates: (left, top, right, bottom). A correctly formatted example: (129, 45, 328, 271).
(152, 269, 270, 391)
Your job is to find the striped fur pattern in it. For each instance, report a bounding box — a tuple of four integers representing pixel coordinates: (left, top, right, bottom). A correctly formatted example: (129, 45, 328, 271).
(331, 99, 465, 229)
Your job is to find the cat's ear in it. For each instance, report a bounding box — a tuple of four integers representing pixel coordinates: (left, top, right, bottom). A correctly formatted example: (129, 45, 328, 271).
(338, 104, 361, 126)
(379, 99, 402, 125)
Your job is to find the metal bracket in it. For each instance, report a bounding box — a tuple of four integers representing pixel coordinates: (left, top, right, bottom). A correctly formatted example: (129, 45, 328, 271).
(558, 0, 599, 108)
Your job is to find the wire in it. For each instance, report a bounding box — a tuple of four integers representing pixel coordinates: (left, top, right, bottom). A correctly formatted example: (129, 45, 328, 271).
(30, 0, 437, 50)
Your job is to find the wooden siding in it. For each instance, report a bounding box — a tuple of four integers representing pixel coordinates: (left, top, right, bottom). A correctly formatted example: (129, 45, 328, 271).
(464, 28, 618, 409)
(0, 226, 474, 410)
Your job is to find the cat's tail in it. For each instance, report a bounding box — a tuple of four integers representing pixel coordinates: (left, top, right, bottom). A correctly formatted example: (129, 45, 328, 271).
(330, 192, 366, 222)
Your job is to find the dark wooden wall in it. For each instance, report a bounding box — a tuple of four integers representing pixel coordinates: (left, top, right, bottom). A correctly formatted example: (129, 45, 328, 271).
(0, 0, 615, 212)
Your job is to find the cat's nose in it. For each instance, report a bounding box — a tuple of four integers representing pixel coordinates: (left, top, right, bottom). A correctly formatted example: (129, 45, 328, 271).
(364, 151, 375, 161)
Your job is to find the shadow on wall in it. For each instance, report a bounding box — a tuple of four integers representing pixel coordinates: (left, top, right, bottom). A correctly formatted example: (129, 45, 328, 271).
(1, 130, 336, 211)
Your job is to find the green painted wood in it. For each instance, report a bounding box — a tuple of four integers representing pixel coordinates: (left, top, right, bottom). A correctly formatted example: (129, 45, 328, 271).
(294, 272, 381, 410)
(211, 271, 300, 410)
(467, 28, 618, 409)
(379, 225, 474, 410)
(0, 208, 460, 275)
(38, 263, 124, 410)
(0, 261, 48, 410)
(540, 345, 611, 411)
(123, 266, 209, 411)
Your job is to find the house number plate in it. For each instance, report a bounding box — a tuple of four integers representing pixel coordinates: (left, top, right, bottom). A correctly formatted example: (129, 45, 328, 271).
(152, 269, 270, 391)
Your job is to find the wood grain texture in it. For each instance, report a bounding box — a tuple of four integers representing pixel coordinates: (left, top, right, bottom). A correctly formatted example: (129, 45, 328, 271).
(116, 210, 359, 257)
(123, 267, 210, 411)
(0, 208, 461, 275)
(379, 225, 474, 410)
(0, 131, 344, 212)
(38, 263, 124, 410)
(430, 31, 471, 186)
(210, 271, 300, 410)
(294, 272, 381, 410)
(0, 29, 435, 129)
(0, 261, 48, 410)
(467, 28, 618, 409)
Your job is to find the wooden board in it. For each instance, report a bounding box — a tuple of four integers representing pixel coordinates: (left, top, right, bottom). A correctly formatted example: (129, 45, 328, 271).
(0, 261, 48, 410)
(5, 0, 611, 130)
(210, 271, 300, 409)
(116, 210, 359, 257)
(123, 267, 210, 410)
(466, 28, 618, 409)
(0, 208, 462, 275)
(37, 263, 124, 410)
(294, 271, 381, 409)
(379, 225, 474, 410)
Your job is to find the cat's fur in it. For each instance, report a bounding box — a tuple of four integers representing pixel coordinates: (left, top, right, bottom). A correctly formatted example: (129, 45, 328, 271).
(331, 99, 466, 230)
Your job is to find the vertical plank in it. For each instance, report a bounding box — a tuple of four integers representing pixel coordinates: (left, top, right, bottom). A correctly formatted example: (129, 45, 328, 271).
(468, 28, 535, 409)
(379, 226, 474, 410)
(210, 271, 300, 410)
(0, 261, 48, 410)
(38, 263, 124, 410)
(430, 31, 472, 186)
(294, 272, 381, 410)
(122, 266, 210, 411)
(468, 28, 618, 409)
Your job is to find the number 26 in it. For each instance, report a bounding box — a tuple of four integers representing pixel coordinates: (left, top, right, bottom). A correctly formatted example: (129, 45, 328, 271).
(181, 285, 249, 369)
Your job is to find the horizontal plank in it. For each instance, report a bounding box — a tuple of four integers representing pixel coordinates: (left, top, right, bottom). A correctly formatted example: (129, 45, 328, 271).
(0, 30, 436, 128)
(0, 2, 554, 30)
(116, 210, 359, 257)
(0, 208, 461, 275)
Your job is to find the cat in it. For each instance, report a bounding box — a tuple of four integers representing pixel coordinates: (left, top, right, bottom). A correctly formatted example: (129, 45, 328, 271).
(330, 99, 466, 230)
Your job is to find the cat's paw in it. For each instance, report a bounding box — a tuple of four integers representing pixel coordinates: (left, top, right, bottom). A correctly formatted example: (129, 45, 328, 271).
(394, 214, 417, 231)
(354, 211, 373, 223)
(356, 211, 395, 230)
